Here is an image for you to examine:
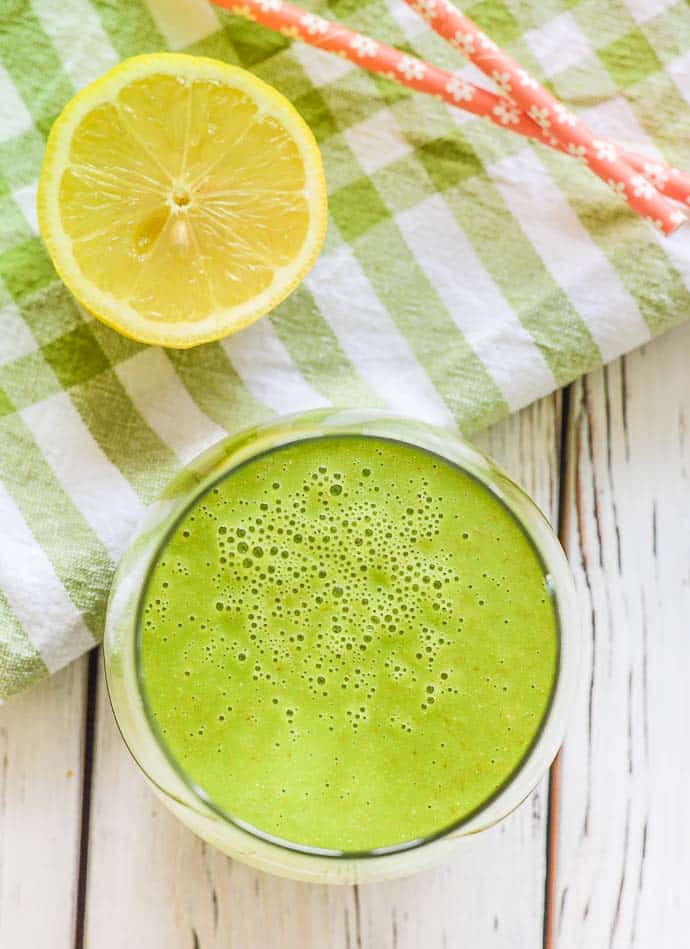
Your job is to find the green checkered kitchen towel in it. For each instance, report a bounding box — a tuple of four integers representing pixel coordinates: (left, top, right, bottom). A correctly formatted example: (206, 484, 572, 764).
(1, 0, 689, 699)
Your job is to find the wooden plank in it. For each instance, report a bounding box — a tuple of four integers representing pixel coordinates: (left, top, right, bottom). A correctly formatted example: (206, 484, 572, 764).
(84, 393, 562, 948)
(0, 656, 88, 949)
(555, 321, 690, 947)
(356, 395, 563, 949)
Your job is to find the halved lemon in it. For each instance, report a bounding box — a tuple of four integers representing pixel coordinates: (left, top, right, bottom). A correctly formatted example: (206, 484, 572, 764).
(37, 54, 328, 348)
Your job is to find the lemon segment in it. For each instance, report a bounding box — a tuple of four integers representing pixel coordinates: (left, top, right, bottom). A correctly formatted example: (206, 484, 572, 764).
(38, 54, 328, 348)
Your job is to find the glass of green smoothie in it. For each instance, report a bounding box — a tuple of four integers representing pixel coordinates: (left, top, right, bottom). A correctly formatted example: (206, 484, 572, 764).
(104, 409, 579, 883)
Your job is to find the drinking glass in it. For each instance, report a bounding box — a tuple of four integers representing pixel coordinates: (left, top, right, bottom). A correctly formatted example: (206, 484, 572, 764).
(104, 409, 579, 884)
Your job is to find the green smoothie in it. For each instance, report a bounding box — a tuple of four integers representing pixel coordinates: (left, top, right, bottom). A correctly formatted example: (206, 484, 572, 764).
(139, 435, 558, 851)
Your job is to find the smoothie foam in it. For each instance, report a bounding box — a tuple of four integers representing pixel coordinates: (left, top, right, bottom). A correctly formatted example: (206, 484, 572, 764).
(139, 435, 558, 851)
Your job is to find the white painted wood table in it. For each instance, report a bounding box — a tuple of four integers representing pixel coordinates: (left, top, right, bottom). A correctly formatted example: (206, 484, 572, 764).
(2, 322, 688, 949)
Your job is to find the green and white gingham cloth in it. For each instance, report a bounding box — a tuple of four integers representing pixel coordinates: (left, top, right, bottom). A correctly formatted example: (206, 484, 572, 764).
(1, 0, 689, 699)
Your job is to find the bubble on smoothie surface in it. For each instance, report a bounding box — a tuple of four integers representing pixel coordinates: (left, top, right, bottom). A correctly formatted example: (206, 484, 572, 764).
(140, 436, 559, 851)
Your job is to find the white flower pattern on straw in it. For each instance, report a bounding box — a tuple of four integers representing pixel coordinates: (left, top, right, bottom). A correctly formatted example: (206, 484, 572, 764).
(491, 70, 512, 94)
(349, 35, 379, 57)
(452, 31, 475, 55)
(300, 13, 329, 35)
(567, 143, 587, 163)
(256, 0, 282, 10)
(528, 105, 551, 131)
(396, 56, 427, 81)
(414, 0, 438, 19)
(643, 162, 669, 189)
(493, 100, 520, 125)
(553, 103, 577, 126)
(516, 67, 538, 89)
(631, 173, 656, 199)
(445, 77, 475, 102)
(592, 139, 618, 162)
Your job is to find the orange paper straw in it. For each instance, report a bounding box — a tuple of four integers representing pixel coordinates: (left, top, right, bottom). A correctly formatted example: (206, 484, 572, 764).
(405, 0, 690, 208)
(212, 0, 687, 231)
(404, 0, 685, 233)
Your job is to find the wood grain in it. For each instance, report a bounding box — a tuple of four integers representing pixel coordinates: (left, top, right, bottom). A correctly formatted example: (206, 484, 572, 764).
(82, 393, 562, 948)
(0, 657, 87, 948)
(555, 321, 690, 947)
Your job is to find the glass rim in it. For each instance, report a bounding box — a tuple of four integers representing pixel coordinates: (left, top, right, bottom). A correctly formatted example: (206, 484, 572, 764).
(123, 416, 574, 862)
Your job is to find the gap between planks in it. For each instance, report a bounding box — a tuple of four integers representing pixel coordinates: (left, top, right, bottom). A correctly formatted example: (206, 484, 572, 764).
(542, 382, 573, 949)
(74, 648, 100, 949)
